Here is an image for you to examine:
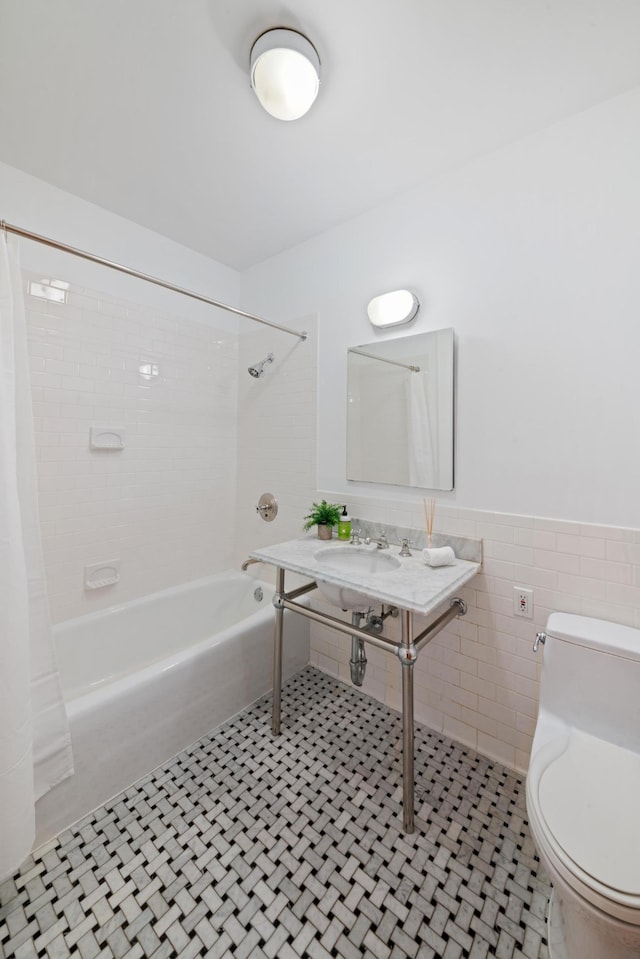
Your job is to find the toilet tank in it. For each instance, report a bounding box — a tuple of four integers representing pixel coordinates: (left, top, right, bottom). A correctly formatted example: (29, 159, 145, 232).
(539, 613, 640, 753)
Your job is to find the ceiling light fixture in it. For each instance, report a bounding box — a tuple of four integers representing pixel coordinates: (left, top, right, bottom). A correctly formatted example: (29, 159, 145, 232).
(367, 290, 420, 329)
(250, 28, 320, 121)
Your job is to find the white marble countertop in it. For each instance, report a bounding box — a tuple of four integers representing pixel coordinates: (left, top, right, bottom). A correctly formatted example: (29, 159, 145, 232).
(250, 535, 480, 615)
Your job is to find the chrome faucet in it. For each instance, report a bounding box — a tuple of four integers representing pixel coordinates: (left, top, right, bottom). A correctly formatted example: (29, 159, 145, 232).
(399, 538, 412, 557)
(376, 531, 390, 549)
(350, 528, 363, 545)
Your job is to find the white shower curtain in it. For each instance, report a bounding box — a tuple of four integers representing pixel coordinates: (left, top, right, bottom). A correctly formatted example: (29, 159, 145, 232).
(0, 233, 73, 881)
(406, 370, 437, 488)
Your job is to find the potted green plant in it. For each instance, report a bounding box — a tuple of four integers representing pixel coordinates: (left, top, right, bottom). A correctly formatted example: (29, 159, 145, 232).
(303, 500, 343, 540)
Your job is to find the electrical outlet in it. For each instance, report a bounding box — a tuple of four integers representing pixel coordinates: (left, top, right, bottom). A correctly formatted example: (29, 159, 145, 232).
(513, 586, 533, 619)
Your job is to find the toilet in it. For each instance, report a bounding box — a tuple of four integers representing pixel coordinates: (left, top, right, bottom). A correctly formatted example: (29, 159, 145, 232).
(526, 613, 640, 959)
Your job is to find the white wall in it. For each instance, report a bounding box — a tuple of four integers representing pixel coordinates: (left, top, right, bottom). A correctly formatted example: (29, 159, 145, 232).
(0, 161, 240, 325)
(242, 86, 640, 529)
(241, 87, 640, 770)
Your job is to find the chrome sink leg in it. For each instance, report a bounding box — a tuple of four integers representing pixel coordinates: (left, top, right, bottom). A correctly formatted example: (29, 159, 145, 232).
(272, 567, 285, 735)
(398, 609, 417, 834)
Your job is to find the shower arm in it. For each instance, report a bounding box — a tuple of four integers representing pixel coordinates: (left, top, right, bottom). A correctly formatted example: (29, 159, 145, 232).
(1, 220, 307, 342)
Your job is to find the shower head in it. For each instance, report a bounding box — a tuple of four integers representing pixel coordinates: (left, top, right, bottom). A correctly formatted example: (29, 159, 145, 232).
(248, 353, 274, 378)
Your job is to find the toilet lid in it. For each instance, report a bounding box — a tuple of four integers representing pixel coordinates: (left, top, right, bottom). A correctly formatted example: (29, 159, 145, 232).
(538, 730, 640, 897)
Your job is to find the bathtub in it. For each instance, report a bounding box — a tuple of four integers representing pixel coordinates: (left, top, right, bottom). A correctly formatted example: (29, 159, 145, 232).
(35, 571, 309, 845)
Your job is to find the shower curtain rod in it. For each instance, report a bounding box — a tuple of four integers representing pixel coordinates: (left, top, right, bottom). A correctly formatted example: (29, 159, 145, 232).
(349, 347, 420, 372)
(1, 220, 307, 341)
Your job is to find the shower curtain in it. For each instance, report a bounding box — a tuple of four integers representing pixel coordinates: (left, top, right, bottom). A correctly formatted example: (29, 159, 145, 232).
(406, 370, 437, 488)
(0, 233, 73, 881)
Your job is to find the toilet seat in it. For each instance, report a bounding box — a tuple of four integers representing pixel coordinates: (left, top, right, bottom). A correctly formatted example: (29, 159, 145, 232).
(528, 730, 640, 925)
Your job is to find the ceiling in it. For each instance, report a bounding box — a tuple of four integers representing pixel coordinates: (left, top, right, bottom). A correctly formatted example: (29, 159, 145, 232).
(1, 0, 639, 271)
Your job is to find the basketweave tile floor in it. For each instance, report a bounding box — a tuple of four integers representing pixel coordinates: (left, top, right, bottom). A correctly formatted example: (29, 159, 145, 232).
(0, 667, 551, 959)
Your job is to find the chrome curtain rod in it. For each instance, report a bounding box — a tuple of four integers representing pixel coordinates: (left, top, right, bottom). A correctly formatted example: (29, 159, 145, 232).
(0, 220, 307, 341)
(349, 347, 420, 373)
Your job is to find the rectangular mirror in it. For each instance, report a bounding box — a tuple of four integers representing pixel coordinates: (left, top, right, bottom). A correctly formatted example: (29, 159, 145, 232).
(347, 328, 454, 490)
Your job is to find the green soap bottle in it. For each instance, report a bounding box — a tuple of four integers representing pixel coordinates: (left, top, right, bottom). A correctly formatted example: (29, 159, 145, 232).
(337, 505, 351, 541)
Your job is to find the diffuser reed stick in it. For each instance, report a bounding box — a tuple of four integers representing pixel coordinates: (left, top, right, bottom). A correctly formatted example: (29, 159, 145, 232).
(424, 497, 436, 548)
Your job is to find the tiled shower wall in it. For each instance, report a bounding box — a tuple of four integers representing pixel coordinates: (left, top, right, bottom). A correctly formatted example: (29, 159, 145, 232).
(25, 273, 239, 623)
(310, 492, 640, 772)
(233, 317, 318, 573)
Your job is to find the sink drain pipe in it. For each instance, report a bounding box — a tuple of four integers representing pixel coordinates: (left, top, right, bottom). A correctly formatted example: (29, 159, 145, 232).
(349, 608, 393, 685)
(350, 612, 368, 686)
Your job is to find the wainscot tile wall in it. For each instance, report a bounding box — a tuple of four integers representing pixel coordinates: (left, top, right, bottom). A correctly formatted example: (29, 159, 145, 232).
(310, 492, 640, 773)
(25, 272, 239, 623)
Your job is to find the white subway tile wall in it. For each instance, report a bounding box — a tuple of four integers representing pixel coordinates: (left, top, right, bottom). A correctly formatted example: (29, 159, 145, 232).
(233, 317, 318, 572)
(25, 272, 239, 623)
(310, 492, 640, 771)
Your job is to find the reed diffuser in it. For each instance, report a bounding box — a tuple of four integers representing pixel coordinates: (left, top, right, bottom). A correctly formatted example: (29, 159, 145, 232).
(423, 497, 436, 548)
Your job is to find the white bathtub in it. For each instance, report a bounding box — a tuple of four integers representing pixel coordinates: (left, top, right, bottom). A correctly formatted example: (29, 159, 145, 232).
(35, 571, 309, 845)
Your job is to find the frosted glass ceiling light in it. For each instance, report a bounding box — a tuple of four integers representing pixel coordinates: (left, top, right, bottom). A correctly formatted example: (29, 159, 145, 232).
(250, 28, 320, 121)
(367, 290, 420, 328)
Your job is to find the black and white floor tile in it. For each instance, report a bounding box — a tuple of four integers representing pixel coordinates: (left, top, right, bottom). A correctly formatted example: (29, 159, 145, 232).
(0, 667, 551, 959)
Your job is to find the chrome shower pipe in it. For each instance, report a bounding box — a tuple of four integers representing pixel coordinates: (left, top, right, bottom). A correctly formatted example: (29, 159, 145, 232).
(1, 220, 307, 341)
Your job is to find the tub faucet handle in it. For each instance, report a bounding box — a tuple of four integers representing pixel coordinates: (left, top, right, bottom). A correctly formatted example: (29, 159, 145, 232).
(533, 631, 546, 653)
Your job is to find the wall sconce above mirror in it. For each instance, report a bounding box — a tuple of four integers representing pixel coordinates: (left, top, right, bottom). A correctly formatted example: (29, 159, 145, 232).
(367, 289, 420, 328)
(347, 328, 454, 490)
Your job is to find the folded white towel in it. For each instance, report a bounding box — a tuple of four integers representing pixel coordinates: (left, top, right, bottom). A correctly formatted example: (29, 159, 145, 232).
(423, 546, 456, 567)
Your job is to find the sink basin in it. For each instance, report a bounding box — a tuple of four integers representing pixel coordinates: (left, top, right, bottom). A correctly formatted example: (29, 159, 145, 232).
(313, 546, 401, 611)
(314, 546, 401, 576)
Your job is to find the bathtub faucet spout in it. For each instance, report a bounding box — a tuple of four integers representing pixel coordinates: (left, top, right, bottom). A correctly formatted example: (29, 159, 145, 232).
(241, 557, 262, 571)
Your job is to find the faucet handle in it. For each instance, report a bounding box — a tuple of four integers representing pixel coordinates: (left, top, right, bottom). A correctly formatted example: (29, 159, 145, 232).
(399, 538, 412, 557)
(351, 528, 363, 545)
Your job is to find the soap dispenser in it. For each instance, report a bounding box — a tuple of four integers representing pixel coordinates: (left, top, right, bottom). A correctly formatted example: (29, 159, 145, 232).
(337, 505, 351, 541)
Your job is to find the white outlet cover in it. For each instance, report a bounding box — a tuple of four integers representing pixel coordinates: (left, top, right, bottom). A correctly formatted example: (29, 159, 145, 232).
(514, 586, 534, 619)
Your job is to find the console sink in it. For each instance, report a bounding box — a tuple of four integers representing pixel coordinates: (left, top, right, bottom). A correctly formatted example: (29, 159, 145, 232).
(313, 546, 401, 611)
(251, 535, 480, 616)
